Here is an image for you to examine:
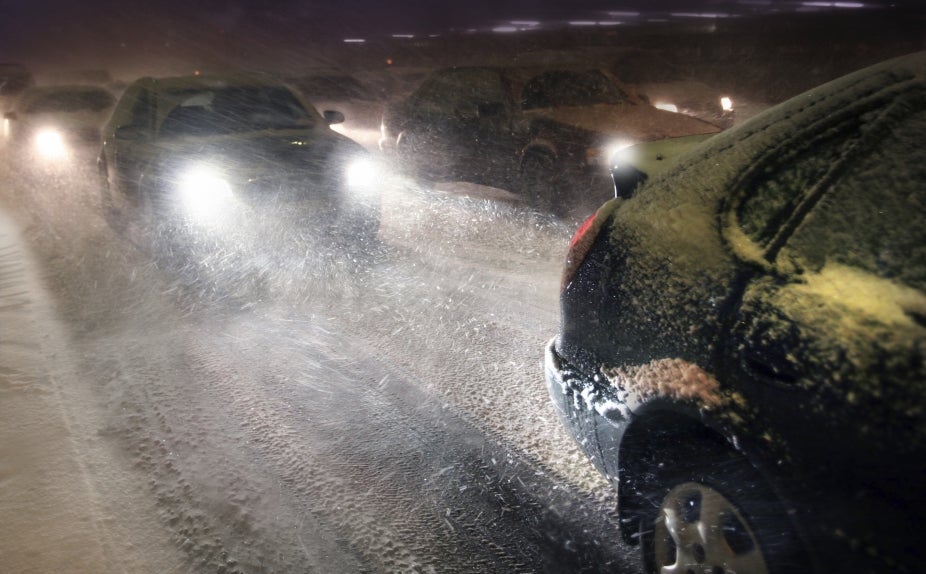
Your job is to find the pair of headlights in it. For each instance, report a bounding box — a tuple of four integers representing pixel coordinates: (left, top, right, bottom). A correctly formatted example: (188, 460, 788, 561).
(174, 157, 379, 221)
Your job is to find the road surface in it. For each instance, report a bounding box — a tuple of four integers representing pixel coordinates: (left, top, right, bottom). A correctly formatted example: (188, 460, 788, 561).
(0, 157, 636, 573)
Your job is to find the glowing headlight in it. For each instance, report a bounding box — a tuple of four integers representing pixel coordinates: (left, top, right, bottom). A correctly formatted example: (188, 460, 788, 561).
(34, 129, 68, 160)
(721, 96, 734, 113)
(654, 102, 679, 113)
(609, 142, 638, 171)
(176, 166, 234, 221)
(587, 139, 636, 167)
(345, 157, 378, 190)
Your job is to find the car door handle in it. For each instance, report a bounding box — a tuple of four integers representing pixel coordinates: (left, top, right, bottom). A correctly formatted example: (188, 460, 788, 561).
(741, 350, 801, 387)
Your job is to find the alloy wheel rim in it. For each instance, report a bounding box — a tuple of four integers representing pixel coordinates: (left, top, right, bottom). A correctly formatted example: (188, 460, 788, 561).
(653, 481, 768, 574)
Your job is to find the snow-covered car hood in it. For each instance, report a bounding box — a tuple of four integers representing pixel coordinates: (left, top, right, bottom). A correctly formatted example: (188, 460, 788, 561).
(613, 133, 717, 179)
(525, 102, 721, 142)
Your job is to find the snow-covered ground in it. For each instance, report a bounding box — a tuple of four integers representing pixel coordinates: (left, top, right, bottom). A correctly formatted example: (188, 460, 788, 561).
(0, 208, 187, 573)
(0, 158, 628, 572)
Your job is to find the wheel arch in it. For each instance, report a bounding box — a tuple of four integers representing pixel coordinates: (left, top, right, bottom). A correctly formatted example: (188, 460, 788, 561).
(519, 138, 558, 167)
(615, 403, 815, 572)
(615, 405, 736, 545)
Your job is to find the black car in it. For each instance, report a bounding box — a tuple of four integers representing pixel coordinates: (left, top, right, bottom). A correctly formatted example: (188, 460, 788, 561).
(544, 51, 926, 574)
(380, 66, 719, 218)
(98, 73, 381, 265)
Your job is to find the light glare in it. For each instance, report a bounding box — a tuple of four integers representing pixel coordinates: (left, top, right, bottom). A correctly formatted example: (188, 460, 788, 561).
(34, 129, 68, 159)
(607, 140, 636, 165)
(346, 157, 378, 191)
(177, 166, 234, 221)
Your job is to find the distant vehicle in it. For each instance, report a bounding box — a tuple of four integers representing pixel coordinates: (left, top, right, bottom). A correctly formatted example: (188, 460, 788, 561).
(545, 52, 926, 574)
(3, 84, 115, 164)
(610, 49, 737, 129)
(98, 73, 381, 263)
(379, 66, 719, 218)
(54, 69, 113, 86)
(288, 72, 384, 150)
(0, 62, 35, 112)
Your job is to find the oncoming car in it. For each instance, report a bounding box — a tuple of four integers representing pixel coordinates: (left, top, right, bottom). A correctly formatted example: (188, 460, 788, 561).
(544, 52, 926, 574)
(98, 73, 381, 266)
(3, 84, 115, 165)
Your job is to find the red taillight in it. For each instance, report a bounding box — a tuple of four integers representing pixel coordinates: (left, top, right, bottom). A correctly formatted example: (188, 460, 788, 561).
(562, 210, 606, 291)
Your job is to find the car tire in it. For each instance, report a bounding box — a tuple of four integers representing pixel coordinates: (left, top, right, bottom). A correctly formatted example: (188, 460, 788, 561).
(519, 150, 562, 216)
(635, 435, 809, 574)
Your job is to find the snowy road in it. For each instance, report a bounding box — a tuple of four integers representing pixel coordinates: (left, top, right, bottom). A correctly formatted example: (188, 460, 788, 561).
(0, 157, 635, 572)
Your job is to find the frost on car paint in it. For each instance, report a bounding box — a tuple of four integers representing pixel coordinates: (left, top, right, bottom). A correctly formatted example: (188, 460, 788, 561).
(601, 358, 724, 412)
(545, 52, 926, 574)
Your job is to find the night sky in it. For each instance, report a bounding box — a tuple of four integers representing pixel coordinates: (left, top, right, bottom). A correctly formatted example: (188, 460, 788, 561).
(1, 0, 920, 77)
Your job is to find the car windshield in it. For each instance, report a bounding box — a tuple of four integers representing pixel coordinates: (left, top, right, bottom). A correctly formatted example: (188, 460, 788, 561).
(23, 89, 115, 114)
(159, 85, 315, 137)
(1, 2, 924, 574)
(293, 75, 376, 101)
(413, 67, 511, 113)
(521, 70, 629, 109)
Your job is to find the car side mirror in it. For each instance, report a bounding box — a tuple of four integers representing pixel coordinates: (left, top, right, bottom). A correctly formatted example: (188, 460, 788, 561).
(114, 125, 148, 141)
(324, 110, 345, 126)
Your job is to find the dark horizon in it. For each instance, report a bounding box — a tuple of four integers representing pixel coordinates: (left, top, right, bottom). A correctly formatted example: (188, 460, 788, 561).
(1, 0, 922, 78)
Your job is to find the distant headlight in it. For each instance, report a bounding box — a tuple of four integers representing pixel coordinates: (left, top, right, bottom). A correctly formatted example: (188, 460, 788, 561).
(34, 128, 68, 160)
(345, 157, 379, 191)
(176, 165, 235, 221)
(721, 96, 734, 113)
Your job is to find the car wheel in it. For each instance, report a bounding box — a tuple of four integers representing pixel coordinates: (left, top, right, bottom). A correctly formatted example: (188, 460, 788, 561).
(649, 481, 769, 574)
(636, 437, 808, 574)
(519, 150, 562, 215)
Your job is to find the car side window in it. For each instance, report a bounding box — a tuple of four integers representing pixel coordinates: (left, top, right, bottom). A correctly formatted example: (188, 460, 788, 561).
(736, 127, 860, 248)
(781, 107, 926, 292)
(414, 69, 510, 119)
(520, 70, 628, 110)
